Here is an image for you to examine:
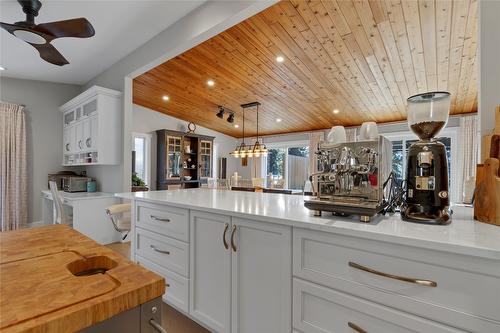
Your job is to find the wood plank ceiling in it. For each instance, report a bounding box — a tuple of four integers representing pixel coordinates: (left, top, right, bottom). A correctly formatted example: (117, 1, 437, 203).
(133, 0, 478, 138)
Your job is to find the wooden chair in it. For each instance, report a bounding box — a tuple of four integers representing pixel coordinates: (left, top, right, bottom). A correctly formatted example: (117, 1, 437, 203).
(252, 178, 265, 188)
(217, 178, 230, 190)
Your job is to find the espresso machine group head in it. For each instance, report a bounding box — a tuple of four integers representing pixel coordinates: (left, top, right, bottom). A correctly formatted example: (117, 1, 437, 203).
(401, 91, 452, 224)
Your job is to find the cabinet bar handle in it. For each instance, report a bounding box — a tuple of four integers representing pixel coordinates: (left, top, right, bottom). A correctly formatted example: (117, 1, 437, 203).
(230, 225, 237, 252)
(348, 261, 437, 287)
(222, 223, 229, 249)
(150, 215, 170, 222)
(150, 245, 170, 255)
(348, 322, 368, 333)
(149, 318, 167, 333)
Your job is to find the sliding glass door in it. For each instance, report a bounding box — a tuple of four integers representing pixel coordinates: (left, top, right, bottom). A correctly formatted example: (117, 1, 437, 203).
(266, 144, 309, 190)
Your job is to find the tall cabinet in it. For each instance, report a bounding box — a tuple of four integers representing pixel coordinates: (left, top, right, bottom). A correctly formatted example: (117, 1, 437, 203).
(156, 130, 214, 190)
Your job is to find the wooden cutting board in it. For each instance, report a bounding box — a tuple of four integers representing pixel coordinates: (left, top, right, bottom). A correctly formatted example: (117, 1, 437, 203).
(0, 251, 119, 329)
(0, 225, 165, 333)
(474, 158, 500, 225)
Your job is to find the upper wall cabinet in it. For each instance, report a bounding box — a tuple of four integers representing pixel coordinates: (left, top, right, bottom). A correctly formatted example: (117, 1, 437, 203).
(60, 86, 122, 166)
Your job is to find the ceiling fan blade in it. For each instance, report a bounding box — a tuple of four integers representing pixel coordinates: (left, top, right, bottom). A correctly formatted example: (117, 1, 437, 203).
(31, 42, 69, 66)
(35, 18, 95, 39)
(0, 21, 20, 34)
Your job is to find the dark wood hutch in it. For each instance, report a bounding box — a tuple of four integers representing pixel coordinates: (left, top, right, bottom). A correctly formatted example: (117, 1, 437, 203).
(156, 129, 214, 190)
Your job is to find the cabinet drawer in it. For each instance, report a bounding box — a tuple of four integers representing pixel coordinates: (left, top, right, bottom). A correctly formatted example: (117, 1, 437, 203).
(293, 278, 463, 333)
(136, 202, 189, 241)
(136, 255, 189, 313)
(136, 227, 189, 277)
(293, 229, 500, 330)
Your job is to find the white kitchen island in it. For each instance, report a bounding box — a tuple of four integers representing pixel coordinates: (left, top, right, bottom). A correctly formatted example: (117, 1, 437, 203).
(116, 189, 500, 333)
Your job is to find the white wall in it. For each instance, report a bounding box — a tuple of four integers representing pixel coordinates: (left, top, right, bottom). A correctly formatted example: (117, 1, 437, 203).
(133, 104, 239, 188)
(479, 0, 500, 136)
(0, 77, 82, 223)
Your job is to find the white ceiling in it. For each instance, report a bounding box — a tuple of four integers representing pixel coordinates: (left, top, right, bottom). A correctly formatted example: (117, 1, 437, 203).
(0, 0, 205, 84)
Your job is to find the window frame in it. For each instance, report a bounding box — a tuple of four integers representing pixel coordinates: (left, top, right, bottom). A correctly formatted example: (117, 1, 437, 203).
(265, 140, 309, 189)
(383, 127, 459, 203)
(132, 132, 152, 187)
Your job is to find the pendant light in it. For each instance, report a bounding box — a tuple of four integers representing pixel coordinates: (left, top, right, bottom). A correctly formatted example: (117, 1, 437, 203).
(230, 102, 268, 158)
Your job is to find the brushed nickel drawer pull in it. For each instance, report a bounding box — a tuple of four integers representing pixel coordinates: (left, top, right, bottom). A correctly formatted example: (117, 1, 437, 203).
(348, 261, 437, 287)
(150, 245, 170, 255)
(348, 322, 367, 333)
(150, 215, 171, 222)
(149, 318, 167, 333)
(230, 224, 237, 252)
(222, 223, 229, 249)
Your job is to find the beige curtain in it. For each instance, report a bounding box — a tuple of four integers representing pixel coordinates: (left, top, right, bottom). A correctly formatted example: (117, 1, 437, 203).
(0, 102, 27, 231)
(458, 115, 479, 203)
(309, 131, 324, 174)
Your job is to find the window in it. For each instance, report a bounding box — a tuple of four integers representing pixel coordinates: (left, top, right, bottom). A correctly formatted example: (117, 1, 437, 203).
(385, 128, 458, 203)
(132, 133, 151, 186)
(265, 142, 309, 190)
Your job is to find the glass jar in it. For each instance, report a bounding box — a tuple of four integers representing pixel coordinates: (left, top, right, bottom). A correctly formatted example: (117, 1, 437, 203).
(407, 91, 451, 140)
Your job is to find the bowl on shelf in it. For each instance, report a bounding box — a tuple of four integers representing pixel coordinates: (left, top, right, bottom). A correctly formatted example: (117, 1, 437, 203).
(184, 176, 192, 181)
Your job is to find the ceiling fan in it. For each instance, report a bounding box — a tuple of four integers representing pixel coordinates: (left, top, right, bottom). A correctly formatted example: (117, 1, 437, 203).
(0, 0, 95, 66)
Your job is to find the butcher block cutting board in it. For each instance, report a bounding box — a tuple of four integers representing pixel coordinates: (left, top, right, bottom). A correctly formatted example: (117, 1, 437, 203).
(0, 225, 165, 333)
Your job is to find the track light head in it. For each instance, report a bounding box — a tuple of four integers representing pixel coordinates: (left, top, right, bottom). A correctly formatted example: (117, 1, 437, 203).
(227, 113, 235, 123)
(216, 106, 225, 119)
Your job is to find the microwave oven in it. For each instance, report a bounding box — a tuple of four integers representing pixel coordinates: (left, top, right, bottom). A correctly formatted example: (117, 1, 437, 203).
(62, 176, 90, 192)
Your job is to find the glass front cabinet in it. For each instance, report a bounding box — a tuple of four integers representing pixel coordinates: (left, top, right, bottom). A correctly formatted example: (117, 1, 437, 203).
(156, 130, 214, 190)
(200, 140, 212, 179)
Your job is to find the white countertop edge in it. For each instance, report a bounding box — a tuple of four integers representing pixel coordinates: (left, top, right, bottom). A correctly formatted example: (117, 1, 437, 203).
(42, 190, 116, 200)
(115, 191, 500, 261)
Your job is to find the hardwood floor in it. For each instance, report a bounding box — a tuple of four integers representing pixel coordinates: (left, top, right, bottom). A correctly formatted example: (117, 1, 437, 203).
(105, 242, 210, 333)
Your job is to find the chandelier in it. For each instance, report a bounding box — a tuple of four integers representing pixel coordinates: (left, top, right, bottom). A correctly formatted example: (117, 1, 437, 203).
(231, 102, 268, 158)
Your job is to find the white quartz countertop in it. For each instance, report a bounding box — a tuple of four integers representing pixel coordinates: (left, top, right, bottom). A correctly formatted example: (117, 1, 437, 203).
(116, 189, 500, 260)
(42, 190, 115, 201)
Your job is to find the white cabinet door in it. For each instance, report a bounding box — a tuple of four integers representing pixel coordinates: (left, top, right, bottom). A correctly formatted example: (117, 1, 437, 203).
(231, 218, 292, 333)
(89, 115, 98, 150)
(189, 211, 231, 333)
(69, 125, 76, 153)
(83, 118, 91, 151)
(63, 127, 71, 154)
(75, 121, 84, 152)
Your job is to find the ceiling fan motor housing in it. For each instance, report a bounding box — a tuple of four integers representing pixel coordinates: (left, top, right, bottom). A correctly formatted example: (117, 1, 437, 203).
(18, 0, 42, 25)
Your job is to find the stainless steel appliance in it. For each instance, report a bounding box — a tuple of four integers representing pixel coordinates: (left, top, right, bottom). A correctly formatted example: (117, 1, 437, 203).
(48, 171, 78, 190)
(401, 92, 452, 224)
(62, 176, 91, 192)
(304, 136, 392, 222)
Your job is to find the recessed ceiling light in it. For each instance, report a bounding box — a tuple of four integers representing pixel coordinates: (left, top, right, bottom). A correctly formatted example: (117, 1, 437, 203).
(276, 56, 284, 63)
(333, 109, 340, 114)
(207, 79, 215, 87)
(276, 118, 282, 123)
(162, 95, 169, 101)
(234, 124, 239, 128)
(0, 66, 5, 71)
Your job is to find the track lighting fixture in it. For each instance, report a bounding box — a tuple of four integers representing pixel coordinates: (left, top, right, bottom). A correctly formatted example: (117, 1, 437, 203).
(216, 106, 225, 119)
(227, 113, 235, 123)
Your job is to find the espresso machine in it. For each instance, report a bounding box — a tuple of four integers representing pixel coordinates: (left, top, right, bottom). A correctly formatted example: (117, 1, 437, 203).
(304, 136, 392, 222)
(401, 91, 452, 224)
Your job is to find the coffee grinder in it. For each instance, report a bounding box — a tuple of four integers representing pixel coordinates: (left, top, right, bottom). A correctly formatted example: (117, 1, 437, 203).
(401, 91, 452, 224)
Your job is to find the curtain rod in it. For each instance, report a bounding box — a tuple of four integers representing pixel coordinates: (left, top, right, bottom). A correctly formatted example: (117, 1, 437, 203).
(0, 100, 25, 107)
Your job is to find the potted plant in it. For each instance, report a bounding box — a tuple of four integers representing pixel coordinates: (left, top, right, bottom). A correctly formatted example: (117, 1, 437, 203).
(132, 173, 149, 192)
